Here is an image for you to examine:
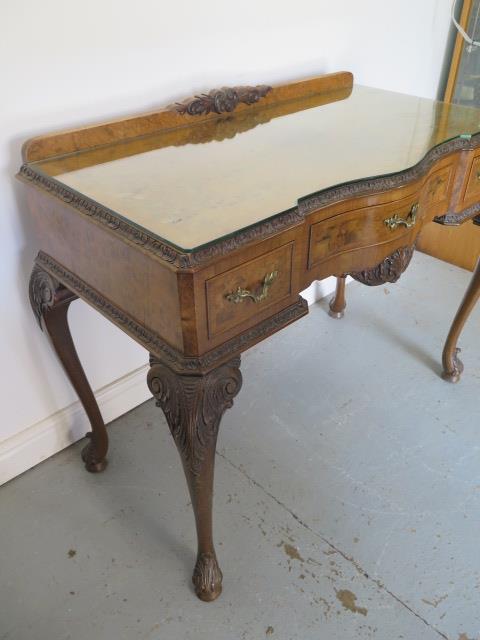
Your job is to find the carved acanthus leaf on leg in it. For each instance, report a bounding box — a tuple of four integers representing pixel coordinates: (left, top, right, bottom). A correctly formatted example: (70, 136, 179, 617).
(147, 356, 242, 601)
(147, 356, 242, 480)
(29, 265, 76, 328)
(29, 261, 108, 473)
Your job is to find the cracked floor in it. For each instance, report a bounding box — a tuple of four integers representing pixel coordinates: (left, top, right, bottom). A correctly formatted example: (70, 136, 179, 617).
(1, 252, 480, 640)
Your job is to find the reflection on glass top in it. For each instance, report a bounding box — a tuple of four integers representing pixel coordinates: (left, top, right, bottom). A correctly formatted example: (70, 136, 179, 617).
(34, 85, 480, 251)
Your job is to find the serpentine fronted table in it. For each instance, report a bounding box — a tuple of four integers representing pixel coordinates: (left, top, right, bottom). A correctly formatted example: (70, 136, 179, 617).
(18, 71, 480, 601)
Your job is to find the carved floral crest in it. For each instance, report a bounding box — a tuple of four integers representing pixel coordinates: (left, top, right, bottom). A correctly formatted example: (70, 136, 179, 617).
(174, 84, 272, 116)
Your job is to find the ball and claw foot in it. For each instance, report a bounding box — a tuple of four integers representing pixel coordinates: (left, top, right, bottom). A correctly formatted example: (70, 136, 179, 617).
(442, 348, 464, 384)
(81, 432, 108, 473)
(192, 552, 223, 602)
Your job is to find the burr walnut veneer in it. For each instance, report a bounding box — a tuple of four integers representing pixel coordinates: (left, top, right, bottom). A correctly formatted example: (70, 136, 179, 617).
(19, 71, 480, 602)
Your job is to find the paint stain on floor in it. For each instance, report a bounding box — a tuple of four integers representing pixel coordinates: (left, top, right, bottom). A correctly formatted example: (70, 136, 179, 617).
(283, 543, 304, 562)
(422, 594, 448, 608)
(336, 590, 368, 616)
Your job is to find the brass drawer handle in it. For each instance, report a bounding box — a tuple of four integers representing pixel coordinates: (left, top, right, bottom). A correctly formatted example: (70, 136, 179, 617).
(226, 271, 278, 304)
(384, 203, 418, 230)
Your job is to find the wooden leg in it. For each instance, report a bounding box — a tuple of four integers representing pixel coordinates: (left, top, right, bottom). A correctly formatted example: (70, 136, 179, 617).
(29, 264, 108, 472)
(329, 275, 347, 319)
(147, 356, 242, 602)
(442, 257, 480, 383)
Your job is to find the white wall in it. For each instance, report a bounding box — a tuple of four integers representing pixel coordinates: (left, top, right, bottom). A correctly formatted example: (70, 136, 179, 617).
(0, 0, 454, 483)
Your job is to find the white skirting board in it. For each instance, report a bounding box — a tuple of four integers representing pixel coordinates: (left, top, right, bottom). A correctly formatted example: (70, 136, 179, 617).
(0, 364, 151, 486)
(0, 277, 346, 485)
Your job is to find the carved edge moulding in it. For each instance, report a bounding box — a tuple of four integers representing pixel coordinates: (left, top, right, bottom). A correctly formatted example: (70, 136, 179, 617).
(17, 133, 480, 270)
(433, 200, 480, 225)
(34, 252, 308, 374)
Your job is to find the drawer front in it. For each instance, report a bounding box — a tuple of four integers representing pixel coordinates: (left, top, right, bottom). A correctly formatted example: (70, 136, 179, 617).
(308, 196, 420, 269)
(424, 164, 453, 209)
(206, 242, 293, 338)
(464, 154, 480, 205)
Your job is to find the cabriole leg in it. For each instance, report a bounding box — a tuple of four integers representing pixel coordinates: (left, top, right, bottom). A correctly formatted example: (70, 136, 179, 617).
(147, 356, 242, 602)
(442, 257, 480, 383)
(329, 275, 347, 319)
(29, 263, 108, 472)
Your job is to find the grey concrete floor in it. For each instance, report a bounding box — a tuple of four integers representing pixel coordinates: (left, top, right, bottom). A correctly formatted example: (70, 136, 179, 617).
(2, 252, 480, 640)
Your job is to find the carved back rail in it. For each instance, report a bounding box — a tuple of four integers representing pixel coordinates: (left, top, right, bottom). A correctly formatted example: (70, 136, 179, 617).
(22, 72, 354, 163)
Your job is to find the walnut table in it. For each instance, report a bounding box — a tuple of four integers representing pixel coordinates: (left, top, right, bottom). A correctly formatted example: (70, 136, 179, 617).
(18, 71, 480, 601)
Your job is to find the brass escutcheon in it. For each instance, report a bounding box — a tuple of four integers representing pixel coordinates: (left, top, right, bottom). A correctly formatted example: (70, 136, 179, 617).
(226, 271, 278, 304)
(384, 203, 418, 231)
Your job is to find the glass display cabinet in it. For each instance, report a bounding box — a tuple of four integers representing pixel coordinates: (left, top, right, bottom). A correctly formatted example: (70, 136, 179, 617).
(447, 0, 480, 105)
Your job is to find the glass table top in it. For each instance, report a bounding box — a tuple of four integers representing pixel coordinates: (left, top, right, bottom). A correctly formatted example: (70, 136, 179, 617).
(33, 85, 480, 252)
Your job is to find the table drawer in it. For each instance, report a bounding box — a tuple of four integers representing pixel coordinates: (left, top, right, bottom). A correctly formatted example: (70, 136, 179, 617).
(206, 242, 293, 338)
(308, 195, 420, 268)
(464, 154, 480, 205)
(424, 164, 453, 209)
